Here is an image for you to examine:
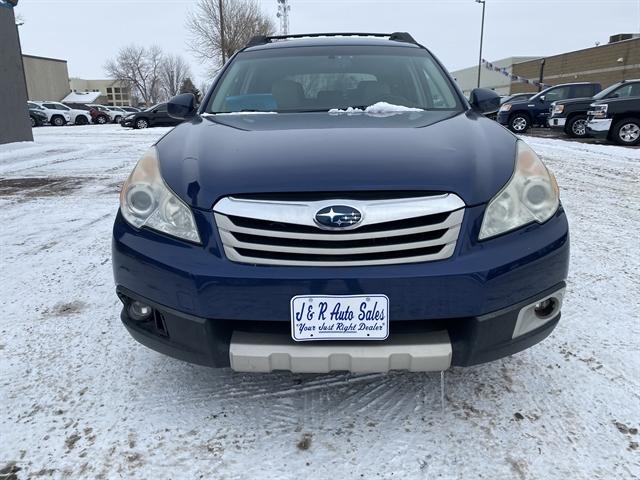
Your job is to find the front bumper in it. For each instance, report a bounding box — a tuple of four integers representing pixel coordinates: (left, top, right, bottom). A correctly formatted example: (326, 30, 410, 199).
(113, 203, 570, 371)
(586, 118, 612, 139)
(496, 111, 510, 125)
(548, 117, 566, 129)
(118, 283, 565, 370)
(121, 119, 135, 128)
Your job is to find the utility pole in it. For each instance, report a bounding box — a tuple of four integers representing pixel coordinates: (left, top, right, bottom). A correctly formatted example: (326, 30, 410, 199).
(219, 0, 226, 64)
(475, 0, 486, 88)
(277, 0, 291, 35)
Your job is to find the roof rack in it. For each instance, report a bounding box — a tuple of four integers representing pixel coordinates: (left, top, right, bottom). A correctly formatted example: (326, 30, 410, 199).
(246, 32, 418, 48)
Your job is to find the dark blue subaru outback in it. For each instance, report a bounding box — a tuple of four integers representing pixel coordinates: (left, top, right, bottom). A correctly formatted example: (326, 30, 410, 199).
(112, 33, 569, 373)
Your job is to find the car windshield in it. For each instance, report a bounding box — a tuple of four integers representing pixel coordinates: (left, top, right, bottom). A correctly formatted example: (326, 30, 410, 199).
(206, 45, 462, 114)
(593, 82, 624, 100)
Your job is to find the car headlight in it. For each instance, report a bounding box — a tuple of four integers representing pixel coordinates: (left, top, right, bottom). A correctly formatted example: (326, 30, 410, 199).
(590, 104, 608, 119)
(552, 104, 564, 115)
(120, 147, 201, 243)
(479, 140, 559, 240)
(499, 103, 512, 112)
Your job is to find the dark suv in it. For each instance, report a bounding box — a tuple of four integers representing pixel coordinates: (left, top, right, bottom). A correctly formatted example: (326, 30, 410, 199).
(112, 33, 568, 373)
(120, 104, 183, 129)
(548, 80, 640, 138)
(497, 82, 601, 133)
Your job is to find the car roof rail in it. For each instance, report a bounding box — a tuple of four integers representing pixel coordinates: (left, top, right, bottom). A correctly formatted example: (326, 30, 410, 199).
(246, 32, 418, 48)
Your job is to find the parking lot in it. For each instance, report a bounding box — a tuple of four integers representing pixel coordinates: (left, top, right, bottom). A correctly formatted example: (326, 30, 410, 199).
(1, 124, 639, 479)
(526, 127, 640, 148)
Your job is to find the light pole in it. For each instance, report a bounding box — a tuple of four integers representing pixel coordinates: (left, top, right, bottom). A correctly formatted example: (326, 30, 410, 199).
(475, 0, 486, 88)
(538, 58, 546, 92)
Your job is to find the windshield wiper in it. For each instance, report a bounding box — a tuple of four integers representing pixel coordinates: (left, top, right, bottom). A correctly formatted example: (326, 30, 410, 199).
(209, 109, 275, 114)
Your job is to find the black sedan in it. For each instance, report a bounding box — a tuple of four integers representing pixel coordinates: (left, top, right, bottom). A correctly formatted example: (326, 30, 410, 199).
(120, 104, 183, 129)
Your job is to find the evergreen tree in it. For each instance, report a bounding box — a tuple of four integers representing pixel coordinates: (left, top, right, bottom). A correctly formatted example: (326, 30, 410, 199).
(179, 77, 201, 102)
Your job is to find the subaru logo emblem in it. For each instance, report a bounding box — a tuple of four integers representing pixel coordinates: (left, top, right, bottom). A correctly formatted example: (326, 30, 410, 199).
(315, 205, 363, 230)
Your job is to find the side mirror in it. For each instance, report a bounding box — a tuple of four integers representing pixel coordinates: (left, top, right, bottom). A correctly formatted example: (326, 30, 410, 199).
(469, 88, 500, 114)
(168, 93, 197, 120)
(609, 93, 619, 99)
(539, 95, 546, 102)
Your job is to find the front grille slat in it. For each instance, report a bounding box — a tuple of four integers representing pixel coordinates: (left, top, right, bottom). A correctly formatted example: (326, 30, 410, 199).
(214, 209, 464, 241)
(219, 227, 460, 255)
(229, 228, 448, 249)
(213, 194, 465, 267)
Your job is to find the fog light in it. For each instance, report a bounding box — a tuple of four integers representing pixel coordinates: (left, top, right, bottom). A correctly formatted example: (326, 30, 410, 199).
(513, 288, 565, 339)
(534, 298, 556, 318)
(128, 301, 153, 321)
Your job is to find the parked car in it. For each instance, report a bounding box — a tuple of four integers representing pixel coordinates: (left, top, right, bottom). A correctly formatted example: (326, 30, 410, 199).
(28, 105, 48, 127)
(27, 101, 70, 126)
(112, 32, 568, 373)
(548, 79, 640, 138)
(35, 101, 91, 126)
(497, 82, 602, 133)
(62, 102, 111, 124)
(88, 103, 114, 125)
(587, 96, 640, 146)
(104, 106, 127, 123)
(487, 93, 536, 120)
(119, 103, 183, 129)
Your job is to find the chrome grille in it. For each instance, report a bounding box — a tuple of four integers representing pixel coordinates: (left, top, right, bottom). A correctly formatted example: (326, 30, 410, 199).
(213, 194, 465, 266)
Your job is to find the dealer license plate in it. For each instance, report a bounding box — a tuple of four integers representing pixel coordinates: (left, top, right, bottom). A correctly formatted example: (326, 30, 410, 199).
(290, 295, 389, 341)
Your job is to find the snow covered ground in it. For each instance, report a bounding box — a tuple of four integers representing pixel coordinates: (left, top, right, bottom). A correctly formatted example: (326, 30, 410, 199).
(1, 125, 639, 479)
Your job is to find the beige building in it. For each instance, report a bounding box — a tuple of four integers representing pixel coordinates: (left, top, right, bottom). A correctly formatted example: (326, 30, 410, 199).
(69, 78, 132, 106)
(451, 56, 540, 96)
(22, 54, 70, 101)
(511, 35, 640, 94)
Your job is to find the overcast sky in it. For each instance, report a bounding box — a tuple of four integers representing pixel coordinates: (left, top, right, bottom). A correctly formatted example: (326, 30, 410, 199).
(15, 0, 640, 86)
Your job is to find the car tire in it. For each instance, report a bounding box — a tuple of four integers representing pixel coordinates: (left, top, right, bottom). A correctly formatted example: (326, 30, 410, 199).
(566, 115, 588, 138)
(508, 114, 530, 134)
(135, 118, 149, 129)
(30, 116, 37, 127)
(51, 115, 65, 127)
(612, 117, 640, 146)
(114, 116, 122, 123)
(96, 115, 107, 125)
(75, 115, 89, 126)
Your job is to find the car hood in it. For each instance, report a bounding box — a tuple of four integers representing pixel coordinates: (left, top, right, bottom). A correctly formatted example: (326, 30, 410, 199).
(505, 99, 532, 107)
(591, 96, 637, 107)
(155, 110, 517, 209)
(553, 97, 594, 107)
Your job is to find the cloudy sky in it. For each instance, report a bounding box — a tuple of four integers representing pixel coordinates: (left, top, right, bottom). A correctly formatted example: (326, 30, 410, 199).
(15, 0, 640, 85)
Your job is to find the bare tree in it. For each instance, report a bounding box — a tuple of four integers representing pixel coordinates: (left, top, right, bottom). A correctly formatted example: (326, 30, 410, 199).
(186, 0, 275, 72)
(160, 54, 192, 100)
(200, 81, 212, 97)
(105, 45, 164, 106)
